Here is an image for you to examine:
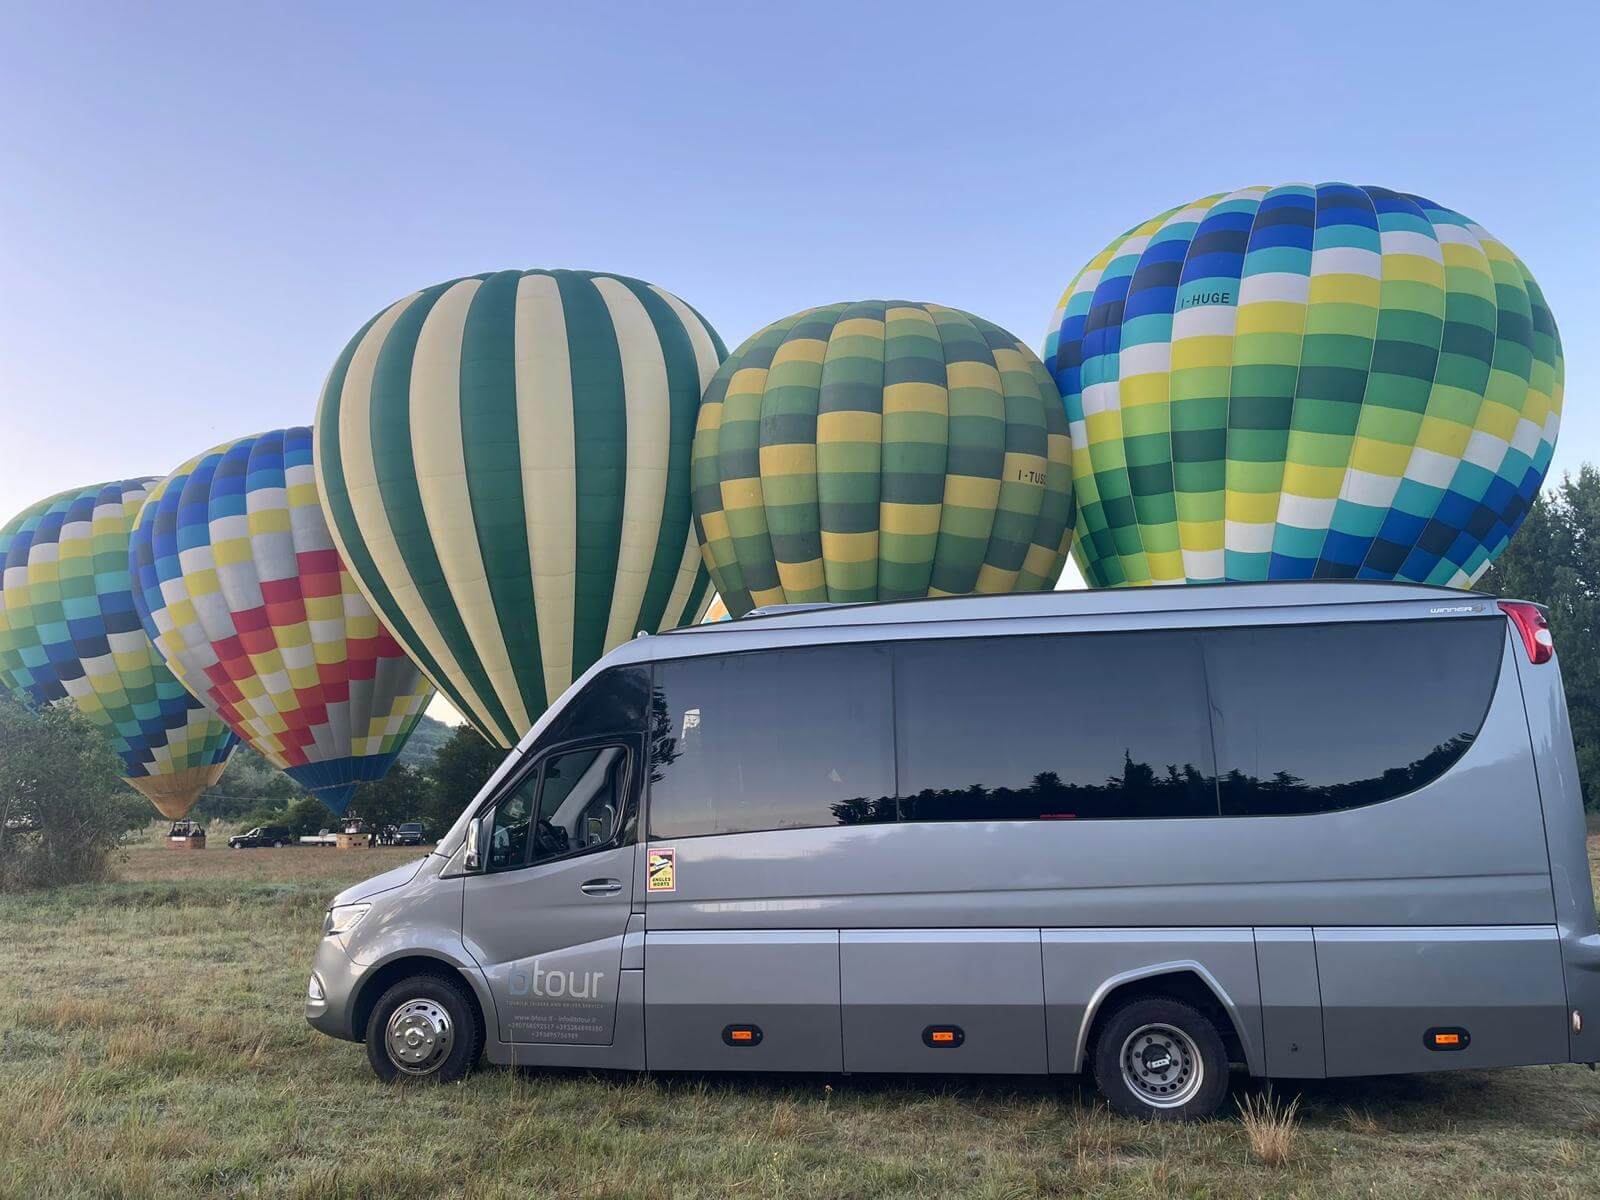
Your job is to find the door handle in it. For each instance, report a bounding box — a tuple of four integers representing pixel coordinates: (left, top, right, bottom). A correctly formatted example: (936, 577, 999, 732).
(580, 878, 623, 896)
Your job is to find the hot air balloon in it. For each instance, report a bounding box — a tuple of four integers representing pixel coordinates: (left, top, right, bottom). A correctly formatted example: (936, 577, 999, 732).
(129, 428, 436, 816)
(692, 301, 1075, 617)
(1045, 183, 1563, 588)
(0, 481, 236, 818)
(314, 269, 724, 748)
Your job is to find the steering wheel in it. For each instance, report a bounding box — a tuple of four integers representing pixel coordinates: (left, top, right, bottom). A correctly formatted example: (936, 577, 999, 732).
(535, 819, 569, 856)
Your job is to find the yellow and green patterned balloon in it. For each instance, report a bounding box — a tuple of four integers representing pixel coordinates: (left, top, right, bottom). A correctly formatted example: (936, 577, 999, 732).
(1045, 184, 1562, 588)
(692, 301, 1075, 616)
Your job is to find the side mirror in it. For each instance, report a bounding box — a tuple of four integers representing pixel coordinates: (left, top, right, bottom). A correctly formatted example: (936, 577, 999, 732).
(464, 816, 484, 872)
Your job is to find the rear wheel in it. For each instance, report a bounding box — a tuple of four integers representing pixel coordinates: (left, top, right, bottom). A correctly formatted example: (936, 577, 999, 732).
(1090, 997, 1230, 1121)
(365, 974, 482, 1084)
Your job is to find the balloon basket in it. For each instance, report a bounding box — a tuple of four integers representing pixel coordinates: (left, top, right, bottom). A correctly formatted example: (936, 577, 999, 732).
(335, 832, 374, 850)
(166, 833, 205, 850)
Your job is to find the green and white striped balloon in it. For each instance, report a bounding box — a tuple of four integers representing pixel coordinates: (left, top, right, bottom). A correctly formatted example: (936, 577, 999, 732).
(315, 269, 725, 748)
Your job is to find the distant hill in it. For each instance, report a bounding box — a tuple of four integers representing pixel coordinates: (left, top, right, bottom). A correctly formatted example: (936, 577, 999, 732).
(397, 714, 456, 771)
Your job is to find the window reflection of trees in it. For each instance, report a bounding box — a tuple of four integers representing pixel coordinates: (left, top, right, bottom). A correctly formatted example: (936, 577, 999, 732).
(648, 687, 678, 786)
(826, 733, 1477, 826)
(836, 755, 1215, 825)
(1220, 732, 1476, 815)
(646, 665, 1480, 832)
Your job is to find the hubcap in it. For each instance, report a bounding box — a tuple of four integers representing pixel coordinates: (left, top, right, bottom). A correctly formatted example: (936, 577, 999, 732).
(385, 998, 454, 1075)
(1119, 1022, 1203, 1109)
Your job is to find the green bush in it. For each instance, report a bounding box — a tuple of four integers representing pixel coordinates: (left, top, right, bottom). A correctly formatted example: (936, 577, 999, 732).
(0, 695, 149, 890)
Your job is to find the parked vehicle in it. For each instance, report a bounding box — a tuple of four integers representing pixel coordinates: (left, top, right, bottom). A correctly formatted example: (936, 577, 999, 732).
(300, 830, 339, 847)
(394, 823, 427, 847)
(304, 582, 1600, 1120)
(230, 825, 293, 849)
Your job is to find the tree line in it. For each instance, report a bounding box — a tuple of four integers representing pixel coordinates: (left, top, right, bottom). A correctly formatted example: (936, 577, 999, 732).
(201, 720, 504, 838)
(1480, 465, 1600, 808)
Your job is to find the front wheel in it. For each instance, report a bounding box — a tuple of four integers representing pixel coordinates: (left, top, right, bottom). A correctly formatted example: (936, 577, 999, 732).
(365, 974, 483, 1084)
(1090, 997, 1230, 1121)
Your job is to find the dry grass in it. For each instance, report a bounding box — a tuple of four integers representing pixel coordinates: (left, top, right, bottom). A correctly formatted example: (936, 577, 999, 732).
(1237, 1087, 1301, 1167)
(0, 835, 1594, 1198)
(118, 834, 424, 884)
(1340, 1104, 1382, 1135)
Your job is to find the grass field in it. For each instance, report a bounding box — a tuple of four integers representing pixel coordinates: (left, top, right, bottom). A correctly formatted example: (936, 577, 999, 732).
(1, 834, 1599, 1199)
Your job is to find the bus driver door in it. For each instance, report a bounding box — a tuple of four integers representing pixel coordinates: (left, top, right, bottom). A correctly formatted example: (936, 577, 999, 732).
(462, 738, 640, 1054)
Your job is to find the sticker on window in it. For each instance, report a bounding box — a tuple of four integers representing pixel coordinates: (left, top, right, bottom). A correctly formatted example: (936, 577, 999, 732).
(647, 847, 676, 892)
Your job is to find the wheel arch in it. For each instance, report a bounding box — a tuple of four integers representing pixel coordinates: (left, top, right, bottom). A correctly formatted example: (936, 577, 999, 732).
(350, 952, 490, 1046)
(1072, 961, 1260, 1075)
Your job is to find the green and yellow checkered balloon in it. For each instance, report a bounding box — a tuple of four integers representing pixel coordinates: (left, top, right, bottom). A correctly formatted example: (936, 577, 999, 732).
(693, 301, 1075, 616)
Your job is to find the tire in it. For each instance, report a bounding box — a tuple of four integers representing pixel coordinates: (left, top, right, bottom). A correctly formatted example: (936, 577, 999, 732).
(365, 974, 483, 1084)
(1089, 996, 1230, 1121)
(272, 840, 286, 849)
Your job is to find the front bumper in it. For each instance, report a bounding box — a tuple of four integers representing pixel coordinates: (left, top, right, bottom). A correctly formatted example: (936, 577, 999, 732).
(305, 932, 366, 1042)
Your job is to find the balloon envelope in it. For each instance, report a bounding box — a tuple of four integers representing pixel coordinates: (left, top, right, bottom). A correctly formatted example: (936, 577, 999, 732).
(129, 428, 435, 816)
(1045, 183, 1563, 588)
(692, 301, 1075, 617)
(315, 269, 724, 748)
(0, 480, 236, 818)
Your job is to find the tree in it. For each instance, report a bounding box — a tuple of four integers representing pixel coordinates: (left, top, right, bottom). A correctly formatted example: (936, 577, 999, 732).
(1480, 466, 1600, 807)
(428, 726, 505, 830)
(395, 713, 455, 771)
(0, 695, 148, 889)
(282, 796, 331, 836)
(193, 745, 304, 821)
(347, 763, 435, 829)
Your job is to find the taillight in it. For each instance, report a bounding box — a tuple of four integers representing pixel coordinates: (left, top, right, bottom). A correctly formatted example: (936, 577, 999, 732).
(1499, 600, 1554, 664)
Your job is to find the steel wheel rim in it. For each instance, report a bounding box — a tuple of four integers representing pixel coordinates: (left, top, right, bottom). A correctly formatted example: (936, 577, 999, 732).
(385, 998, 454, 1076)
(1119, 1022, 1202, 1109)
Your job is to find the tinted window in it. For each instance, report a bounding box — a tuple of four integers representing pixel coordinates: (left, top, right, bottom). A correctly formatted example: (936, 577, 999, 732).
(648, 645, 895, 839)
(532, 746, 627, 859)
(540, 666, 649, 746)
(488, 743, 630, 868)
(896, 632, 1217, 820)
(1204, 618, 1503, 816)
(487, 784, 533, 870)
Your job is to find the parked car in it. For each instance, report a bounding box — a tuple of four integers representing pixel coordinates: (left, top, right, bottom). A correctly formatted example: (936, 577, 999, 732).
(230, 825, 293, 849)
(304, 582, 1599, 1121)
(394, 823, 427, 847)
(300, 829, 339, 847)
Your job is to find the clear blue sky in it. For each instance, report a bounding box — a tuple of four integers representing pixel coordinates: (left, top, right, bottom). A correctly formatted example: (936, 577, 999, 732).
(3, 0, 1596, 527)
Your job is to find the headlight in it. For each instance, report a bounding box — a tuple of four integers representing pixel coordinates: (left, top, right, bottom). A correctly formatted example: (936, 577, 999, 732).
(323, 902, 371, 938)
